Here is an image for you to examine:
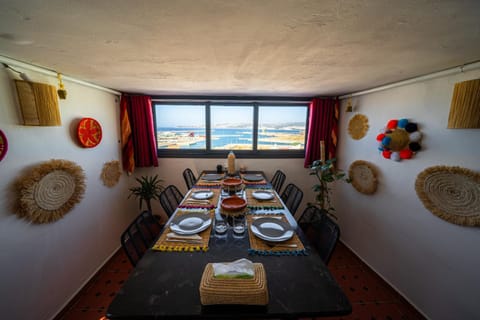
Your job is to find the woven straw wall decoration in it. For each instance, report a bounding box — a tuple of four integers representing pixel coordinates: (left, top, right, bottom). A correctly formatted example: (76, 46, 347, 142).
(14, 159, 85, 224)
(348, 114, 369, 140)
(415, 165, 480, 227)
(14, 80, 62, 126)
(376, 118, 422, 161)
(101, 160, 122, 187)
(348, 160, 378, 194)
(448, 78, 480, 128)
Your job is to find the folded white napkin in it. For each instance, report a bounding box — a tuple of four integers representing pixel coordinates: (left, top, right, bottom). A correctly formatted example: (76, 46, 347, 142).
(166, 232, 202, 240)
(212, 258, 254, 279)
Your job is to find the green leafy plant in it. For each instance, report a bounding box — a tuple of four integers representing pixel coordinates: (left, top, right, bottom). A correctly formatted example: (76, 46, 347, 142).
(128, 175, 165, 213)
(309, 158, 350, 219)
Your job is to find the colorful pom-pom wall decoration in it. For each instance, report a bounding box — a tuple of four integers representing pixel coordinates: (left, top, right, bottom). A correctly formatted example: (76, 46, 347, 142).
(377, 118, 422, 161)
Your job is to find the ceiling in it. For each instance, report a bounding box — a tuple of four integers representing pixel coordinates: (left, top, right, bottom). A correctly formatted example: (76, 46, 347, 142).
(1, 0, 479, 97)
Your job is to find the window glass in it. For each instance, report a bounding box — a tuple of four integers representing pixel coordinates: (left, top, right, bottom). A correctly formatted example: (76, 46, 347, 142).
(155, 105, 206, 149)
(258, 106, 307, 150)
(210, 105, 254, 150)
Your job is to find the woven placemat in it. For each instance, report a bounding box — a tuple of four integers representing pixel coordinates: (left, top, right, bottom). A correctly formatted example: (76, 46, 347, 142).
(195, 173, 224, 187)
(240, 173, 268, 186)
(348, 114, 369, 140)
(247, 215, 307, 256)
(199, 263, 268, 305)
(179, 189, 221, 209)
(246, 189, 284, 210)
(348, 160, 378, 195)
(415, 165, 480, 227)
(152, 210, 214, 252)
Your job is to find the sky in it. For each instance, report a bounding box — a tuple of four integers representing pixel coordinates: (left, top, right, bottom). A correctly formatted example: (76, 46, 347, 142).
(155, 104, 307, 127)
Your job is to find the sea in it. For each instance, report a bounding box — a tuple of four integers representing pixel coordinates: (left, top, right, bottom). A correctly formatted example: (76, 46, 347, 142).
(157, 127, 303, 149)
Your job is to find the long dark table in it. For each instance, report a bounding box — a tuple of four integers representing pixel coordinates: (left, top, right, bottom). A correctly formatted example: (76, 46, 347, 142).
(107, 173, 351, 319)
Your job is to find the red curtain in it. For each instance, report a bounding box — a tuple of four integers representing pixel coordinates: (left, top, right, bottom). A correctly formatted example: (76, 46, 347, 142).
(120, 96, 134, 174)
(304, 97, 339, 168)
(121, 94, 158, 169)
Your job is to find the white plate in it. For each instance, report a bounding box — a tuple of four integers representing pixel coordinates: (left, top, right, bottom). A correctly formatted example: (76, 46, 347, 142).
(169, 213, 211, 235)
(252, 190, 274, 201)
(250, 217, 294, 242)
(202, 174, 223, 181)
(191, 190, 214, 200)
(242, 174, 264, 182)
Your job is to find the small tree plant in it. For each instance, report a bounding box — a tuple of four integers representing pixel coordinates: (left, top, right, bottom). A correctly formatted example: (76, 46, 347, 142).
(128, 175, 164, 213)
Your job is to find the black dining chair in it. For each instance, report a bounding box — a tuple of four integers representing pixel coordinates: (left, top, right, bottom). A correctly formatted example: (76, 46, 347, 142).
(159, 184, 184, 218)
(270, 169, 286, 193)
(298, 206, 340, 265)
(120, 210, 162, 267)
(183, 168, 197, 190)
(280, 183, 303, 216)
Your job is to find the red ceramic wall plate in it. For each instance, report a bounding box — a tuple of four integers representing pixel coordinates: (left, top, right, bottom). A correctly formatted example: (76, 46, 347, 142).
(77, 118, 102, 148)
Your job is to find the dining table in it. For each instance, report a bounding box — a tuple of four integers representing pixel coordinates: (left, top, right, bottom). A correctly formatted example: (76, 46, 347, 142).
(107, 170, 351, 319)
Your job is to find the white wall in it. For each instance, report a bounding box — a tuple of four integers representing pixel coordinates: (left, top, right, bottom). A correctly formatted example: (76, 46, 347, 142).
(335, 69, 480, 320)
(0, 67, 138, 320)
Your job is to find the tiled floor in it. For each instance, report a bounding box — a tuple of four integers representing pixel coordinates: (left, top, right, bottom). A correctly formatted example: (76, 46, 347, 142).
(55, 242, 425, 320)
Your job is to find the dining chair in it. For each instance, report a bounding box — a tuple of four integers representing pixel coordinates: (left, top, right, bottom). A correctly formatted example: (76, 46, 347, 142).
(270, 169, 286, 193)
(280, 183, 303, 216)
(120, 210, 162, 267)
(298, 206, 340, 265)
(182, 168, 197, 190)
(159, 184, 184, 218)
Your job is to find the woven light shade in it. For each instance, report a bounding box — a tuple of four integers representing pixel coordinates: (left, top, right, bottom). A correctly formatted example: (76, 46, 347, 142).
(447, 78, 480, 128)
(14, 80, 61, 126)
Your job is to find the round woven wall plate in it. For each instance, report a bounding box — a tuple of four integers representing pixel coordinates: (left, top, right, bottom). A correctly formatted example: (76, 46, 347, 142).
(101, 160, 121, 187)
(14, 159, 86, 224)
(415, 165, 480, 226)
(0, 129, 8, 162)
(348, 114, 369, 140)
(77, 117, 102, 148)
(349, 160, 378, 194)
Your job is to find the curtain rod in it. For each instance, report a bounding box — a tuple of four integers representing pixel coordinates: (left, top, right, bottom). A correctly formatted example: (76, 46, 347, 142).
(0, 55, 121, 96)
(339, 60, 480, 99)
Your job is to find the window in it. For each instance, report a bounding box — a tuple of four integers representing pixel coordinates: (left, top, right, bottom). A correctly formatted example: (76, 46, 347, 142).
(153, 98, 309, 158)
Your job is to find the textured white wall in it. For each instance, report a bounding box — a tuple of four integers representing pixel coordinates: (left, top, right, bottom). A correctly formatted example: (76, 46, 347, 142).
(0, 67, 138, 320)
(335, 69, 480, 320)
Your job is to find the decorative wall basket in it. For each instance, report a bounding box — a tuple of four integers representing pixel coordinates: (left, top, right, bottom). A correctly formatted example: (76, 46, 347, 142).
(0, 129, 8, 162)
(348, 160, 378, 194)
(101, 160, 121, 187)
(14, 159, 86, 224)
(448, 78, 480, 128)
(14, 80, 62, 126)
(77, 117, 102, 148)
(415, 166, 480, 227)
(348, 114, 369, 140)
(377, 118, 422, 161)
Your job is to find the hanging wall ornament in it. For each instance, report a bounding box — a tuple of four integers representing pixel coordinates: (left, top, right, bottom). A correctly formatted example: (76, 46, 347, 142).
(415, 165, 480, 227)
(348, 114, 369, 140)
(376, 118, 422, 161)
(77, 117, 102, 148)
(348, 160, 378, 194)
(0, 129, 8, 162)
(101, 160, 122, 187)
(14, 159, 86, 224)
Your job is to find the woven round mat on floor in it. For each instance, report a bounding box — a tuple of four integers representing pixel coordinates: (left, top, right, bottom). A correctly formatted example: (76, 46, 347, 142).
(15, 159, 85, 224)
(348, 160, 378, 194)
(415, 165, 480, 226)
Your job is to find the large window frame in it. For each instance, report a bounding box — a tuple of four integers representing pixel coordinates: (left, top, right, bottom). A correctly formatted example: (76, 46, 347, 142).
(153, 96, 310, 158)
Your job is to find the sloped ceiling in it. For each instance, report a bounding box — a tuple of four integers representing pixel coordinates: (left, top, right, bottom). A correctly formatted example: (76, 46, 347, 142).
(0, 0, 479, 96)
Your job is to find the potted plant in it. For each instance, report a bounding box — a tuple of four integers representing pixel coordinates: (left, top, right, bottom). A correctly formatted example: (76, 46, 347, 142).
(128, 175, 165, 213)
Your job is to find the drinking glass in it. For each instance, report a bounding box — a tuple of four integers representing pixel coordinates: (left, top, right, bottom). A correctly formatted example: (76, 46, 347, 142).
(232, 215, 246, 236)
(214, 218, 228, 236)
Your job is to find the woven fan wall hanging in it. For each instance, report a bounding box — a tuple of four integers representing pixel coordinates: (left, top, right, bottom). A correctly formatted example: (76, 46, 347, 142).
(348, 160, 378, 194)
(14, 159, 86, 224)
(348, 114, 369, 140)
(415, 165, 480, 227)
(101, 160, 121, 187)
(376, 118, 422, 161)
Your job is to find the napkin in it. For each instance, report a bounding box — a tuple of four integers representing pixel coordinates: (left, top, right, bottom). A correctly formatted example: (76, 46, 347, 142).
(212, 258, 254, 279)
(166, 232, 202, 241)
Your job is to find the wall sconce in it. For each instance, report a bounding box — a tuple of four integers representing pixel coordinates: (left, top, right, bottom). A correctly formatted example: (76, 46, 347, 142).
(57, 73, 67, 99)
(345, 97, 354, 112)
(448, 78, 480, 128)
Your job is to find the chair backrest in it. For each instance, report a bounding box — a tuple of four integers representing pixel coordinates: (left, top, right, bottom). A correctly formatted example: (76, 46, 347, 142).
(183, 168, 197, 190)
(159, 185, 184, 218)
(280, 183, 303, 216)
(121, 210, 162, 267)
(270, 170, 286, 193)
(298, 206, 340, 265)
